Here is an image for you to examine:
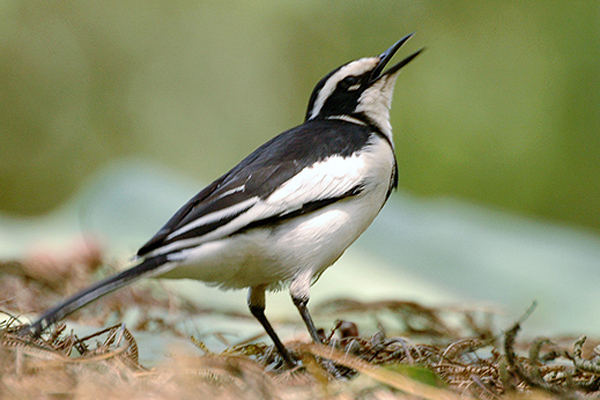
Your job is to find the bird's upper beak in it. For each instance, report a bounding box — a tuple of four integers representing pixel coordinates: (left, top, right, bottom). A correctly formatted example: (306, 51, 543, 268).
(370, 33, 423, 82)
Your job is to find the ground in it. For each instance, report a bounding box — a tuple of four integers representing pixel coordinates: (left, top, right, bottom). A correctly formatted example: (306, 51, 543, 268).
(1, 251, 599, 399)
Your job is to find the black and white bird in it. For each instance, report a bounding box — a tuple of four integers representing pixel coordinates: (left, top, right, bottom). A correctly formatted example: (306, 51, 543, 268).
(27, 34, 422, 366)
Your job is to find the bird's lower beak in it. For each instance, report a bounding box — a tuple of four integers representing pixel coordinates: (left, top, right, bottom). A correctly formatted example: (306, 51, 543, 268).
(371, 33, 423, 82)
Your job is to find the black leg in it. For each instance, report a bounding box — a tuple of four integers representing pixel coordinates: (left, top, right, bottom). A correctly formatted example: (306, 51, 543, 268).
(292, 293, 349, 378)
(292, 295, 321, 344)
(248, 287, 295, 367)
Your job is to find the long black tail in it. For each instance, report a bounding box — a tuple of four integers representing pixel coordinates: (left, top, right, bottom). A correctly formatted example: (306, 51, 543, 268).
(27, 254, 170, 336)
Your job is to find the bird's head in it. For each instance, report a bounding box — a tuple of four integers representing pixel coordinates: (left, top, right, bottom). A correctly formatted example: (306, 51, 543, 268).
(305, 34, 422, 140)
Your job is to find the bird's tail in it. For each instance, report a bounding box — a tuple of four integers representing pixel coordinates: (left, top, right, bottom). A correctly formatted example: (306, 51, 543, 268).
(27, 254, 171, 336)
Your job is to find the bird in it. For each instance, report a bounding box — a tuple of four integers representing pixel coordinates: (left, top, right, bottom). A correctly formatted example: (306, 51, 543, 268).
(26, 34, 422, 367)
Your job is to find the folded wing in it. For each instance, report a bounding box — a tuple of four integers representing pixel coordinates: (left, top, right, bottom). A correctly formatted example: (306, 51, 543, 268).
(137, 119, 374, 258)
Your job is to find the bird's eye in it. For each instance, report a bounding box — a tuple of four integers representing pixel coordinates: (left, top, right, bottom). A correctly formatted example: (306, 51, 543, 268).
(340, 76, 360, 90)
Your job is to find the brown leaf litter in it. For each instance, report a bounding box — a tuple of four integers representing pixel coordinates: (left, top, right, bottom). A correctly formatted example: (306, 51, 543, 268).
(1, 254, 600, 399)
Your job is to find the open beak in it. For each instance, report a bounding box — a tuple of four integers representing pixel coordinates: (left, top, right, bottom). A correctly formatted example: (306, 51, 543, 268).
(370, 33, 424, 82)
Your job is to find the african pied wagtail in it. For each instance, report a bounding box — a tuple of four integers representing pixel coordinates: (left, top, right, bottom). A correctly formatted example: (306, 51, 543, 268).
(27, 34, 422, 367)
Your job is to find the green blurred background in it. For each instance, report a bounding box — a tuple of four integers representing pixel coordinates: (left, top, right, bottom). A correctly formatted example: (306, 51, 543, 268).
(1, 0, 598, 233)
(3, 1, 600, 338)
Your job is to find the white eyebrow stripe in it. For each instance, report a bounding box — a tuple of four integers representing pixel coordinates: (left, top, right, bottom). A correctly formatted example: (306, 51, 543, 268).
(309, 57, 379, 120)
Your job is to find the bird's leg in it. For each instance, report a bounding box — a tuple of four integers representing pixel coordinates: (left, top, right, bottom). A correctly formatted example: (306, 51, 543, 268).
(292, 295, 322, 343)
(290, 274, 321, 344)
(247, 286, 295, 367)
(290, 276, 350, 378)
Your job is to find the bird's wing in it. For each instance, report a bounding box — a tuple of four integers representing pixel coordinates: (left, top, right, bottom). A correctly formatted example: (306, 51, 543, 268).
(137, 120, 374, 257)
